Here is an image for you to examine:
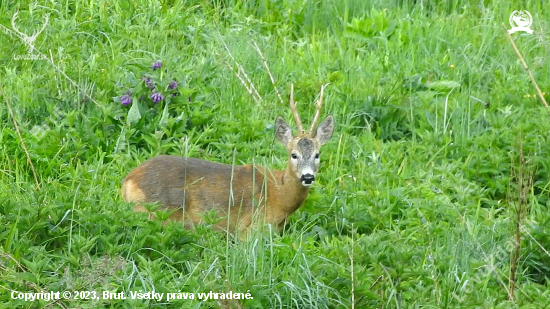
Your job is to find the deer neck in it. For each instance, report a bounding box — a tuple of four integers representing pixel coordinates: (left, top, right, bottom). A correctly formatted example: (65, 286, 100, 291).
(268, 162, 310, 215)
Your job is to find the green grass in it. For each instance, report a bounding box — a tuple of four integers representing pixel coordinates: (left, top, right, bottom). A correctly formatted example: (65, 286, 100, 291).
(1, 0, 550, 307)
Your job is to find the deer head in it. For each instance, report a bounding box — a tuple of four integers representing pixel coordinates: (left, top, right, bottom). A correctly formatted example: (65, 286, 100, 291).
(275, 84, 335, 186)
(11, 12, 49, 54)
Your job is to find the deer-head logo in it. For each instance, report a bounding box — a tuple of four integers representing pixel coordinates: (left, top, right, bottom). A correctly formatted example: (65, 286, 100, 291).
(11, 12, 49, 53)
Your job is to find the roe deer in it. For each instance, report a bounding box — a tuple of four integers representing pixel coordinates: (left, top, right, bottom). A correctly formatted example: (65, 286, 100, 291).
(121, 84, 335, 237)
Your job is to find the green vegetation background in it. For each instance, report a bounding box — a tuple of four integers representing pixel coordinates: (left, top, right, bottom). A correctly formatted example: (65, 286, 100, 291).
(1, 0, 549, 307)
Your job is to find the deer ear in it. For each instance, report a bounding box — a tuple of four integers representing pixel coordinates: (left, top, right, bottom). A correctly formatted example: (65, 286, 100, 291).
(316, 115, 334, 145)
(275, 116, 293, 145)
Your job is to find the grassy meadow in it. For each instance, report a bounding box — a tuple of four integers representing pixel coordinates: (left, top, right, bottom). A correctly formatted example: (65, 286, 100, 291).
(1, 0, 550, 307)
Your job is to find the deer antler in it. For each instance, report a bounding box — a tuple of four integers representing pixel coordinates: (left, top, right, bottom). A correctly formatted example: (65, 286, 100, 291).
(309, 83, 330, 136)
(289, 83, 304, 135)
(11, 12, 49, 53)
(31, 14, 49, 39)
(11, 12, 27, 38)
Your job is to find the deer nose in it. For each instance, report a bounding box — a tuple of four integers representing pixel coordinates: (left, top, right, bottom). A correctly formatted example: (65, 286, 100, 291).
(300, 174, 315, 185)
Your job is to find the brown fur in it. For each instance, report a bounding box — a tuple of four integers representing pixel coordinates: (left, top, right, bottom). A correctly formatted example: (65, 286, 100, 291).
(121, 156, 311, 236)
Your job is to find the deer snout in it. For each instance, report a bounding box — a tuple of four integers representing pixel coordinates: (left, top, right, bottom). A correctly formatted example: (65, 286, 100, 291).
(300, 174, 315, 186)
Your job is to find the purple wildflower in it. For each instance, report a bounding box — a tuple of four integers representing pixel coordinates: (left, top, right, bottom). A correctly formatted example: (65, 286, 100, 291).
(168, 80, 178, 90)
(152, 60, 162, 71)
(150, 92, 164, 104)
(142, 77, 155, 90)
(120, 94, 132, 106)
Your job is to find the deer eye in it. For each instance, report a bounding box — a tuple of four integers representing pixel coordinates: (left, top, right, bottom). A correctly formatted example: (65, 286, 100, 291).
(291, 153, 298, 159)
(315, 153, 320, 159)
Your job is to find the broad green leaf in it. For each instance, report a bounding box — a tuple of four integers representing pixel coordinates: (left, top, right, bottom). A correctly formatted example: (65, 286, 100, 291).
(159, 102, 170, 127)
(426, 80, 461, 92)
(127, 101, 141, 125)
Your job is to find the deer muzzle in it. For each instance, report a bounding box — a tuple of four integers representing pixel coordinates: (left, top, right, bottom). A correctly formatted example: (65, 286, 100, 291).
(300, 174, 315, 186)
